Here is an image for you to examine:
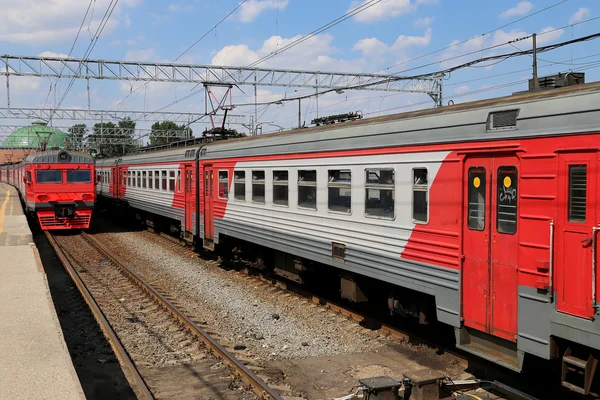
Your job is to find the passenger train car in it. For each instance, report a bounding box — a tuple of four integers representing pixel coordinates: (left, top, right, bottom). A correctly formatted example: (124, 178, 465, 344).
(1, 150, 96, 230)
(97, 81, 600, 393)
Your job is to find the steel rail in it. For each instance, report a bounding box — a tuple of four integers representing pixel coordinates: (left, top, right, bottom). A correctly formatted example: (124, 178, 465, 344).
(45, 232, 154, 400)
(80, 232, 281, 400)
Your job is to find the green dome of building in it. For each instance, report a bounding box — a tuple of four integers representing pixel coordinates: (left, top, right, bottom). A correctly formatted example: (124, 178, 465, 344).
(1, 121, 68, 149)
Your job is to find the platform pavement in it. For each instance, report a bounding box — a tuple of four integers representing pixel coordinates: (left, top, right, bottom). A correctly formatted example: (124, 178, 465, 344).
(0, 183, 85, 400)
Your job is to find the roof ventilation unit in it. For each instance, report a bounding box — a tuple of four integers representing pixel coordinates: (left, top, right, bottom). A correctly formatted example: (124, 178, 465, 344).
(529, 72, 585, 90)
(487, 109, 519, 132)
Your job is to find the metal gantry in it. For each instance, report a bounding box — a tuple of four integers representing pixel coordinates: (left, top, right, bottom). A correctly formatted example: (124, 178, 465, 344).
(0, 107, 249, 125)
(0, 54, 442, 98)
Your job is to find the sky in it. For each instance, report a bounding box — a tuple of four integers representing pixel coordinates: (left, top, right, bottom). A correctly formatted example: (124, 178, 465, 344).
(0, 0, 598, 136)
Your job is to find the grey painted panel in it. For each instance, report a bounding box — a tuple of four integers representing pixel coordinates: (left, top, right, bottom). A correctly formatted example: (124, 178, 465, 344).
(126, 197, 184, 223)
(103, 146, 199, 165)
(214, 218, 460, 326)
(518, 286, 552, 359)
(551, 311, 600, 351)
(201, 89, 600, 160)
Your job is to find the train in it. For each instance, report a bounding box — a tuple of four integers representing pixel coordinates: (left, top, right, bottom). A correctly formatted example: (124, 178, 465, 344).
(97, 81, 600, 394)
(0, 150, 96, 230)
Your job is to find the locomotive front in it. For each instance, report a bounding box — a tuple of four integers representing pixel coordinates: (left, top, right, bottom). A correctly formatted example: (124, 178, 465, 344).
(23, 150, 96, 230)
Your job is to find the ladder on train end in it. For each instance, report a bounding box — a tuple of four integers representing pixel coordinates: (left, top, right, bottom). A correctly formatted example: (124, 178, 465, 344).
(561, 347, 598, 395)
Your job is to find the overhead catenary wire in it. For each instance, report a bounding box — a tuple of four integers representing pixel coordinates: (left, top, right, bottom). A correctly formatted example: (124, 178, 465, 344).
(373, 0, 570, 73)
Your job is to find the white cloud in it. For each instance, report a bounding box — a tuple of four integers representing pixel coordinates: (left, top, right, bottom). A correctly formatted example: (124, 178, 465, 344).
(239, 0, 289, 23)
(353, 28, 432, 61)
(453, 84, 470, 95)
(124, 14, 132, 28)
(350, 0, 415, 23)
(211, 33, 363, 71)
(168, 2, 195, 12)
(569, 8, 590, 24)
(124, 48, 159, 62)
(0, 0, 123, 45)
(38, 51, 69, 58)
(413, 17, 434, 28)
(499, 1, 533, 18)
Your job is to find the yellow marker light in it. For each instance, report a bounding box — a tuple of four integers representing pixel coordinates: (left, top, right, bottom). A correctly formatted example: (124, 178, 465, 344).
(473, 177, 481, 188)
(504, 176, 512, 187)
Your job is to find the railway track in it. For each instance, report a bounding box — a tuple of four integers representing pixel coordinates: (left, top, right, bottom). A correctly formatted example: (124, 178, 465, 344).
(46, 231, 280, 400)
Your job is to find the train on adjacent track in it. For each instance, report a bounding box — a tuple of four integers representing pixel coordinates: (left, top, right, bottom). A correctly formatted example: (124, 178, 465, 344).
(97, 81, 600, 394)
(0, 150, 96, 230)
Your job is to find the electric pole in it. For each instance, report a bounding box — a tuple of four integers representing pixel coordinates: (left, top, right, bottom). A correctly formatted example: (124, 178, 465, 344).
(532, 33, 540, 90)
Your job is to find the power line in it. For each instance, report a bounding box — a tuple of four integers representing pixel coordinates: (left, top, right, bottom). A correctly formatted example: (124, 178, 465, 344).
(245, 0, 383, 68)
(387, 15, 600, 77)
(114, 0, 248, 113)
(42, 0, 94, 111)
(374, 0, 569, 74)
(50, 0, 119, 122)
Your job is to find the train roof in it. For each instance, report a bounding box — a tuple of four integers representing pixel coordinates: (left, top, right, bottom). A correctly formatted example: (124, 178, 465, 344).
(200, 80, 600, 159)
(24, 150, 95, 164)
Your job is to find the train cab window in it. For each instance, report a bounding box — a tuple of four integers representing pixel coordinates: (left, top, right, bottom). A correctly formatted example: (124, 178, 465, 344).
(273, 170, 289, 206)
(328, 170, 351, 214)
(568, 165, 587, 222)
(154, 171, 160, 190)
(169, 171, 176, 192)
(67, 170, 91, 183)
(218, 171, 229, 199)
(468, 167, 486, 231)
(234, 171, 246, 201)
(365, 169, 394, 219)
(37, 170, 62, 183)
(497, 166, 518, 234)
(412, 168, 428, 223)
(252, 171, 265, 204)
(161, 170, 167, 191)
(298, 170, 317, 210)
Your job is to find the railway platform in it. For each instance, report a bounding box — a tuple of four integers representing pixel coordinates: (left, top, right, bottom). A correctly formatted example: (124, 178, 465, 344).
(0, 183, 84, 400)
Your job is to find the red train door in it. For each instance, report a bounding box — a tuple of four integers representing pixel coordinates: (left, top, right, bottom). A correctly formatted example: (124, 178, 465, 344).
(204, 165, 214, 243)
(463, 155, 520, 342)
(184, 165, 194, 235)
(555, 153, 597, 319)
(111, 167, 117, 197)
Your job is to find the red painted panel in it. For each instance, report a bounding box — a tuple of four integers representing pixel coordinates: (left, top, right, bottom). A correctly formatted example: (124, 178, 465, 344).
(555, 153, 597, 319)
(491, 261, 518, 341)
(204, 165, 214, 240)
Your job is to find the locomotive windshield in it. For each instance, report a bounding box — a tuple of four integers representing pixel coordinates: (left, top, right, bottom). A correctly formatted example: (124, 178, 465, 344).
(36, 170, 62, 183)
(67, 170, 91, 183)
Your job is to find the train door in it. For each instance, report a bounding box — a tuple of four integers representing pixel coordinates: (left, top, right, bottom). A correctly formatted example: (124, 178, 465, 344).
(555, 152, 597, 319)
(463, 155, 520, 342)
(204, 165, 214, 245)
(184, 165, 194, 235)
(111, 167, 117, 198)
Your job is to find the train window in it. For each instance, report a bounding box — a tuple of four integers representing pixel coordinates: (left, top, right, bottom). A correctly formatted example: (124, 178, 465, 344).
(412, 168, 428, 223)
(468, 167, 486, 231)
(37, 170, 62, 183)
(25, 171, 32, 183)
(177, 170, 181, 192)
(122, 171, 126, 185)
(141, 171, 146, 188)
(135, 171, 140, 187)
(169, 171, 176, 192)
(298, 170, 317, 210)
(218, 171, 229, 199)
(365, 169, 394, 219)
(127, 171, 131, 186)
(162, 170, 168, 190)
(568, 165, 587, 223)
(252, 171, 265, 203)
(273, 170, 289, 206)
(328, 170, 351, 214)
(148, 171, 153, 189)
(497, 166, 518, 234)
(154, 171, 160, 190)
(234, 171, 245, 201)
(67, 170, 91, 183)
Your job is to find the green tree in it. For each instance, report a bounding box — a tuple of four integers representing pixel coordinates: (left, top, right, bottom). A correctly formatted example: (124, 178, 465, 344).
(87, 119, 136, 157)
(67, 123, 87, 150)
(202, 127, 246, 139)
(150, 121, 193, 146)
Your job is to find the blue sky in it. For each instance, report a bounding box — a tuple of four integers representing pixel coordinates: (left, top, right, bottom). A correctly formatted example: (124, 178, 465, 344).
(0, 0, 598, 134)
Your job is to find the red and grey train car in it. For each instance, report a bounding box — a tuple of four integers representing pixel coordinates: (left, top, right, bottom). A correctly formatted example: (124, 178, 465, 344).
(98, 81, 600, 392)
(0, 150, 95, 230)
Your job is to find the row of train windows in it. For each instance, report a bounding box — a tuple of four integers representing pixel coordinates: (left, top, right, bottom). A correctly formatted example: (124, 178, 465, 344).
(467, 164, 588, 235)
(123, 170, 182, 192)
(215, 168, 429, 222)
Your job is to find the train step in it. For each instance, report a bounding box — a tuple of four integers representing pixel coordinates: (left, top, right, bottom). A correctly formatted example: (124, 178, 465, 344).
(455, 327, 524, 372)
(561, 347, 598, 395)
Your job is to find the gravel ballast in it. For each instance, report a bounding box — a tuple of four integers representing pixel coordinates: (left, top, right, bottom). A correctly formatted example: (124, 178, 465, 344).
(94, 230, 390, 361)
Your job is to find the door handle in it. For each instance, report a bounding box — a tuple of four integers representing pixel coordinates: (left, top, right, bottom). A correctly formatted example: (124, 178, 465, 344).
(582, 237, 593, 246)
